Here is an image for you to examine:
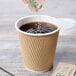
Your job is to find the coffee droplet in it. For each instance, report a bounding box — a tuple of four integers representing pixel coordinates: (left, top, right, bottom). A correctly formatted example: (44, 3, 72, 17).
(19, 22, 57, 34)
(22, 0, 46, 12)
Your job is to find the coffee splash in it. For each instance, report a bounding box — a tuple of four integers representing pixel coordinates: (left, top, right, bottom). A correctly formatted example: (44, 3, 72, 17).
(19, 22, 57, 34)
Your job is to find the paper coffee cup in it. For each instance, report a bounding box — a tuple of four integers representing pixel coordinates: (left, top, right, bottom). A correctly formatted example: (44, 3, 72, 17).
(15, 15, 60, 72)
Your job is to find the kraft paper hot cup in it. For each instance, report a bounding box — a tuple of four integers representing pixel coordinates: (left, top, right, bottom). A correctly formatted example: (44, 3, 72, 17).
(15, 15, 60, 72)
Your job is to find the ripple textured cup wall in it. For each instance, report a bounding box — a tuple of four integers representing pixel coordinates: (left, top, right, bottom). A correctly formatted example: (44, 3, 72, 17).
(15, 15, 60, 72)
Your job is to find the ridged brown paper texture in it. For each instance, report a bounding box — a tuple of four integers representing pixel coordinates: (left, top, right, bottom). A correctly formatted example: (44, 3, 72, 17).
(18, 31, 59, 71)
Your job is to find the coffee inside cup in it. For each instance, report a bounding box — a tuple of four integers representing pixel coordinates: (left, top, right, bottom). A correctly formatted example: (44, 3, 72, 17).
(19, 22, 57, 34)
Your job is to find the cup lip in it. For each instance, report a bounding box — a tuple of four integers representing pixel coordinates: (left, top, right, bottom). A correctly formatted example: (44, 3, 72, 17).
(15, 15, 60, 36)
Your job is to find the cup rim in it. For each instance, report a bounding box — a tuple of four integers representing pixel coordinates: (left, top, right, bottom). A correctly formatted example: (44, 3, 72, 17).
(15, 15, 60, 36)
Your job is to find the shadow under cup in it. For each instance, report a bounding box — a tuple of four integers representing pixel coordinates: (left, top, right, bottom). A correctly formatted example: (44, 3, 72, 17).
(15, 15, 60, 72)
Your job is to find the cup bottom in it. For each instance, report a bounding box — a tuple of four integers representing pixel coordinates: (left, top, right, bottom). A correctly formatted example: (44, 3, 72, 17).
(24, 65, 53, 73)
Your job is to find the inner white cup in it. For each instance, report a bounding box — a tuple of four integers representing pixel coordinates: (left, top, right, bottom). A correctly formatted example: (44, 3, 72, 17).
(15, 15, 60, 36)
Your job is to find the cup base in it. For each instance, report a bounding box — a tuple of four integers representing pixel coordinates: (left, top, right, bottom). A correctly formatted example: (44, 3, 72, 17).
(24, 65, 53, 73)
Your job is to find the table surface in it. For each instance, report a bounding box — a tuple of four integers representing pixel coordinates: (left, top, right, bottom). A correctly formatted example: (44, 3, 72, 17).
(0, 0, 76, 76)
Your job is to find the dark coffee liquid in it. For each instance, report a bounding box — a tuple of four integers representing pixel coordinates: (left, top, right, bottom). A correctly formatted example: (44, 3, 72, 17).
(20, 22, 57, 34)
